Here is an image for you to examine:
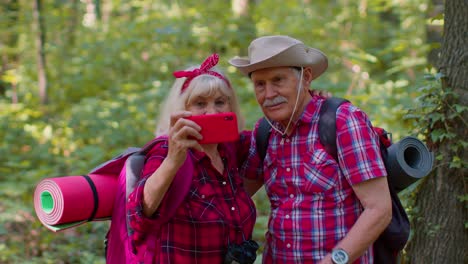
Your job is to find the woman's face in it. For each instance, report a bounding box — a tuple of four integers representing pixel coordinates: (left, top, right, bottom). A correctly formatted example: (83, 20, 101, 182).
(186, 90, 231, 115)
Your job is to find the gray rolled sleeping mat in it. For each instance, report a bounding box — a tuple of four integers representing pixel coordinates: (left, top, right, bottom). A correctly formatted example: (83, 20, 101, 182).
(385, 136, 434, 191)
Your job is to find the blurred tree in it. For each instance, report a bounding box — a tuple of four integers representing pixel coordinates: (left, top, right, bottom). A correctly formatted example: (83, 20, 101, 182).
(66, 0, 80, 47)
(33, 0, 48, 104)
(231, 0, 257, 55)
(0, 0, 19, 100)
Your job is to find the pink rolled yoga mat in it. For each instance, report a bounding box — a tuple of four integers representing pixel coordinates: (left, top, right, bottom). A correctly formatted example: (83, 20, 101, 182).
(33, 174, 117, 232)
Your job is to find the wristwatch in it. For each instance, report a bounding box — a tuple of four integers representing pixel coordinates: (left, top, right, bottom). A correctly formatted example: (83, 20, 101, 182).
(331, 248, 349, 264)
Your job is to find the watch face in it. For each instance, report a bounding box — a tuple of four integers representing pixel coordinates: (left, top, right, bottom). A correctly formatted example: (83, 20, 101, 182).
(331, 249, 349, 264)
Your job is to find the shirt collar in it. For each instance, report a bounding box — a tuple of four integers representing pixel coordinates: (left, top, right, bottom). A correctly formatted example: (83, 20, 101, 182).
(298, 92, 322, 124)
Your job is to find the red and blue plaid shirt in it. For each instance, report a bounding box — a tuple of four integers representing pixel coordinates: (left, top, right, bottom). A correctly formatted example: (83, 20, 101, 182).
(242, 95, 387, 263)
(128, 134, 256, 263)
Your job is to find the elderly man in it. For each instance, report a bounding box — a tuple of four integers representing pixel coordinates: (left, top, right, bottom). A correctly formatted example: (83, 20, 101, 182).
(230, 35, 392, 264)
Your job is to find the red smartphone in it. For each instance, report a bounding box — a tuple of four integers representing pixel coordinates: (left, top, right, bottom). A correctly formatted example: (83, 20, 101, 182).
(186, 112, 239, 144)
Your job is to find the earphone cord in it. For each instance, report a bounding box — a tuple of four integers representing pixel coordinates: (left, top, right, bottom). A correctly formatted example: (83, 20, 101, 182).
(264, 67, 304, 140)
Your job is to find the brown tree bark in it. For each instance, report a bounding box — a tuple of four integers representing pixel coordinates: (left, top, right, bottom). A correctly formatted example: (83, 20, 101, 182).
(426, 0, 444, 67)
(406, 0, 468, 263)
(33, 0, 48, 104)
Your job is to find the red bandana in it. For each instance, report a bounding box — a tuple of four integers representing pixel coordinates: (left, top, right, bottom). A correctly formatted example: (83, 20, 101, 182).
(173, 53, 232, 93)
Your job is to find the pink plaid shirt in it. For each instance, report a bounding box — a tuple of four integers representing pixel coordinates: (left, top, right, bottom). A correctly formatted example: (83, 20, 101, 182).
(242, 95, 387, 263)
(128, 134, 256, 263)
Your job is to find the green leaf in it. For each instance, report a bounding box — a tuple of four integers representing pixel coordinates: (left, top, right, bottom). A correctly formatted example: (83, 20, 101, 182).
(449, 156, 462, 169)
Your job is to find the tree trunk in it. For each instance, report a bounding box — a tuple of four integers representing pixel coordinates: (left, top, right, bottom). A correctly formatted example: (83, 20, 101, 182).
(426, 0, 444, 67)
(1, 0, 19, 99)
(406, 0, 468, 263)
(94, 0, 101, 21)
(232, 0, 249, 17)
(231, 0, 257, 55)
(33, 0, 48, 105)
(66, 0, 80, 47)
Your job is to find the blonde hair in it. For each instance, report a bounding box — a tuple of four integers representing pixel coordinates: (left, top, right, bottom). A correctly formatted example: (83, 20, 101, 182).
(155, 66, 244, 136)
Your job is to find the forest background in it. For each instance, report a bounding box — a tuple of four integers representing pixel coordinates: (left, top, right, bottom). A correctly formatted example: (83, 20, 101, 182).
(1, 0, 466, 263)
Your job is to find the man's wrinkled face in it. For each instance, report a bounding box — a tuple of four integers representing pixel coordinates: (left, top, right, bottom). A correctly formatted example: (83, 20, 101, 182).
(251, 67, 305, 126)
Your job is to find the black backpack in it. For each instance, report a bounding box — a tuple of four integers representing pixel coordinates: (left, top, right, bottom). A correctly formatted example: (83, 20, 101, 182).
(256, 97, 410, 264)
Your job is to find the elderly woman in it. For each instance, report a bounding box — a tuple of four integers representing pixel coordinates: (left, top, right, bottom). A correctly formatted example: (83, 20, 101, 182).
(126, 54, 258, 264)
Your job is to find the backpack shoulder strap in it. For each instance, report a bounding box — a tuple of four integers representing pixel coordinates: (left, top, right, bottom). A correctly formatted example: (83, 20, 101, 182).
(125, 137, 167, 198)
(127, 138, 195, 263)
(256, 117, 271, 161)
(125, 136, 194, 215)
(156, 154, 194, 223)
(318, 97, 349, 160)
(141, 154, 195, 263)
(318, 97, 411, 261)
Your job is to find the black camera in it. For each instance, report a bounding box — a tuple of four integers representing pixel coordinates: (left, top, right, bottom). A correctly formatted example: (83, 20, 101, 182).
(224, 240, 259, 264)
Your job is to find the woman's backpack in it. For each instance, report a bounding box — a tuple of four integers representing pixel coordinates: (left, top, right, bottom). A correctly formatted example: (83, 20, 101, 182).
(89, 137, 194, 264)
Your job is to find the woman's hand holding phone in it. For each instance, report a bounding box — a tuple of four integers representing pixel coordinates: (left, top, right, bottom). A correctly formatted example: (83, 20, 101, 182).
(185, 112, 239, 144)
(166, 111, 239, 168)
(166, 111, 203, 168)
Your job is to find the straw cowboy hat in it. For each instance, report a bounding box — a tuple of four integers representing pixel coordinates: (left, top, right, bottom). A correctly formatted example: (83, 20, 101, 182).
(229, 35, 328, 80)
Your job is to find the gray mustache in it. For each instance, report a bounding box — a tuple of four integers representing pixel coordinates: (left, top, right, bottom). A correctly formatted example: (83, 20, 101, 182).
(263, 96, 287, 107)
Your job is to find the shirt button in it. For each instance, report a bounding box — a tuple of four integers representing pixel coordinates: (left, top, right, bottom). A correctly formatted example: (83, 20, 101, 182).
(201, 195, 205, 199)
(285, 215, 290, 219)
(286, 138, 290, 143)
(231, 207, 235, 211)
(290, 194, 294, 198)
(286, 243, 291, 248)
(222, 181, 227, 185)
(286, 167, 291, 172)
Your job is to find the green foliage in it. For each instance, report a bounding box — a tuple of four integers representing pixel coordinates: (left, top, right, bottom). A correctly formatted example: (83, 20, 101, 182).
(405, 71, 468, 232)
(405, 71, 468, 167)
(0, 0, 434, 262)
